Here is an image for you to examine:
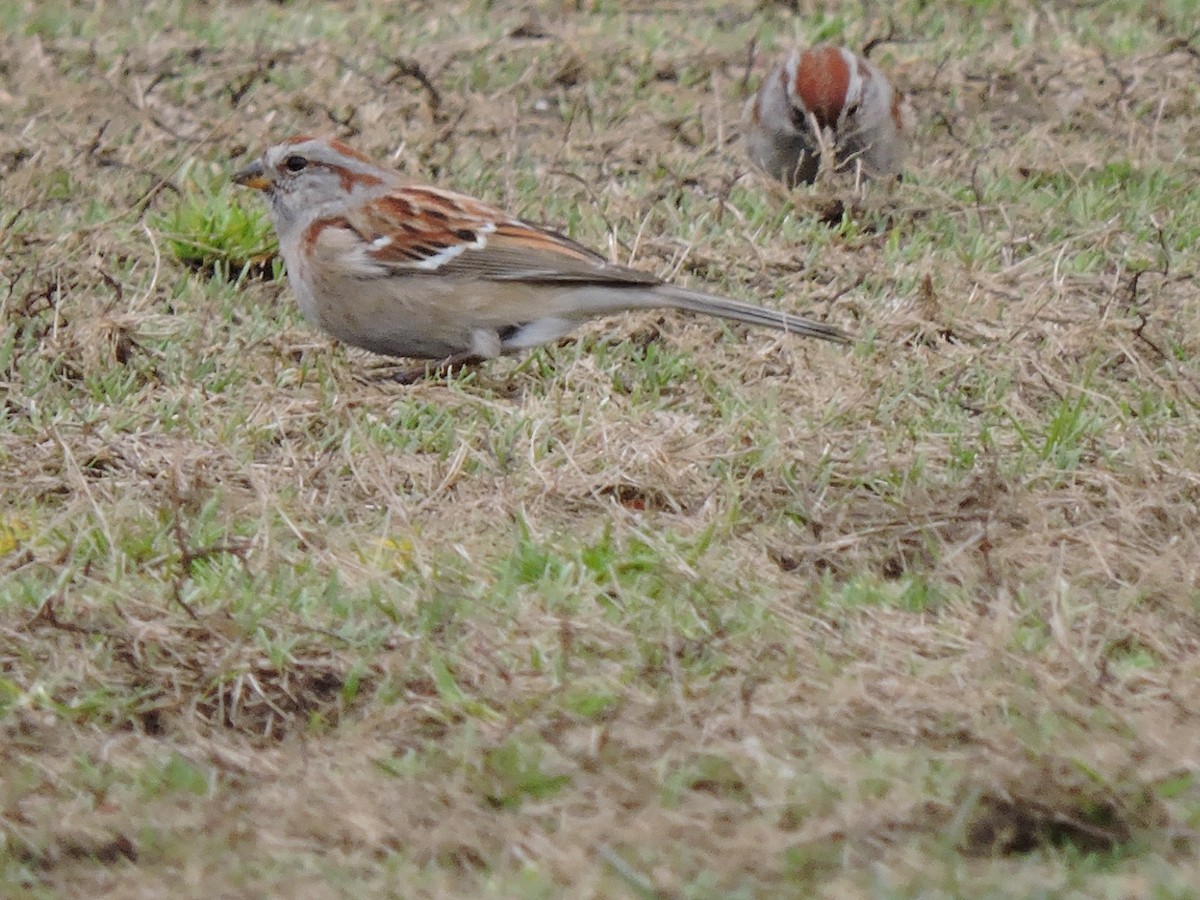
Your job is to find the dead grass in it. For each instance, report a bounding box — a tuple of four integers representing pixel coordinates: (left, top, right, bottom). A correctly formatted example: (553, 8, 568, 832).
(3, 0, 1200, 896)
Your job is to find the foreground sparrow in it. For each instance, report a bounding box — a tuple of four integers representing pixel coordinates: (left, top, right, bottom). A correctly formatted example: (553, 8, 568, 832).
(744, 45, 914, 187)
(233, 136, 849, 380)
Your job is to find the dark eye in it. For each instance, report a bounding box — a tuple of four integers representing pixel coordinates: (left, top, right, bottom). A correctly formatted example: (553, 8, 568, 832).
(283, 154, 308, 173)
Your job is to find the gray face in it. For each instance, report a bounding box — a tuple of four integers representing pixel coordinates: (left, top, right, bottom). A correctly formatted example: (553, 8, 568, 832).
(261, 146, 318, 228)
(234, 138, 389, 231)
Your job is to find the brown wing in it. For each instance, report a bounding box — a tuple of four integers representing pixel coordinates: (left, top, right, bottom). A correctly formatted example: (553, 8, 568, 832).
(345, 185, 661, 287)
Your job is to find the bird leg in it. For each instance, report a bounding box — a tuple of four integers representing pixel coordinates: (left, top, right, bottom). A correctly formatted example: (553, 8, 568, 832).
(377, 350, 487, 385)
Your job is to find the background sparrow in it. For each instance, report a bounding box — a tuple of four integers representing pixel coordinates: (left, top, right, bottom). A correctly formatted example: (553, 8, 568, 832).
(744, 45, 914, 187)
(234, 136, 849, 380)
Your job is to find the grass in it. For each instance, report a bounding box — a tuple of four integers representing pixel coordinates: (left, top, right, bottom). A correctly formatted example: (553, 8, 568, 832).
(151, 162, 278, 280)
(3, 0, 1200, 896)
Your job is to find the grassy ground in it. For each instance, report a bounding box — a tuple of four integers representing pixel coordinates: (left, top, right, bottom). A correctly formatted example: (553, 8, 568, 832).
(3, 0, 1200, 896)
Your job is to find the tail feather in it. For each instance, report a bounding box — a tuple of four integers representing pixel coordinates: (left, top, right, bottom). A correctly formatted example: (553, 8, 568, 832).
(652, 284, 851, 345)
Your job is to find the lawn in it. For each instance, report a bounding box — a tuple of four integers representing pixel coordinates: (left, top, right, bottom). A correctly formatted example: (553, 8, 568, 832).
(2, 0, 1200, 896)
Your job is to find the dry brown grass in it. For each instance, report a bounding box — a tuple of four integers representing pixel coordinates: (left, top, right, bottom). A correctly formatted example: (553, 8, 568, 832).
(3, 0, 1200, 896)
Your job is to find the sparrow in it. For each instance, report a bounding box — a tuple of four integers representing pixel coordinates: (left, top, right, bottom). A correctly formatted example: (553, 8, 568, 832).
(234, 136, 849, 381)
(744, 44, 914, 187)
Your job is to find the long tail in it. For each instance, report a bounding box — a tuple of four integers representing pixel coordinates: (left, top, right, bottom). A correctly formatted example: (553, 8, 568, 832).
(652, 284, 851, 345)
